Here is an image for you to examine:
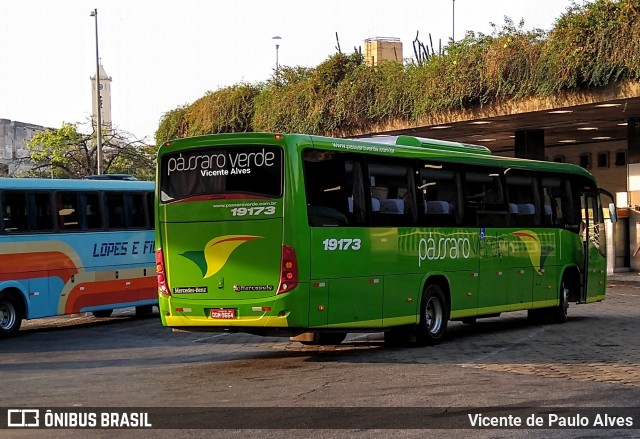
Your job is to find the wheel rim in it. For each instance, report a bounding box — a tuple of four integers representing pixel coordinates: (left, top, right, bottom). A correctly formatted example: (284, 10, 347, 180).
(425, 296, 443, 334)
(0, 301, 16, 331)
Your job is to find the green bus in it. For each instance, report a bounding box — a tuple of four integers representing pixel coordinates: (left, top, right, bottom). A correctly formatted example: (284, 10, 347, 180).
(155, 133, 615, 345)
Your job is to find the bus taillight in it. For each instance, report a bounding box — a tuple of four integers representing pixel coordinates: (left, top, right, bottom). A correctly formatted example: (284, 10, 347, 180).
(156, 248, 170, 296)
(277, 245, 298, 295)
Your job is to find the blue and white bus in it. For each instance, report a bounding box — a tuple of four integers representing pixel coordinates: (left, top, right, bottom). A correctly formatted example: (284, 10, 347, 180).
(0, 178, 156, 338)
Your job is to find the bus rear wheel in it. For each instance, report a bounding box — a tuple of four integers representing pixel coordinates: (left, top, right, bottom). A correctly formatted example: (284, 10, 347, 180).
(416, 284, 449, 346)
(0, 294, 23, 338)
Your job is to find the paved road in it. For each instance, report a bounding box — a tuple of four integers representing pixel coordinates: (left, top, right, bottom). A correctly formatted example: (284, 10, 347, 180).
(2, 281, 640, 438)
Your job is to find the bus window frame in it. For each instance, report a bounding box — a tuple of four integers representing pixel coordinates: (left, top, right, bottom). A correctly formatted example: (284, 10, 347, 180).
(0, 188, 153, 235)
(417, 160, 465, 227)
(1, 190, 30, 234)
(462, 165, 509, 228)
(28, 190, 54, 233)
(365, 156, 419, 227)
(124, 192, 148, 229)
(55, 190, 82, 232)
(78, 191, 104, 231)
(504, 168, 543, 228)
(303, 149, 369, 228)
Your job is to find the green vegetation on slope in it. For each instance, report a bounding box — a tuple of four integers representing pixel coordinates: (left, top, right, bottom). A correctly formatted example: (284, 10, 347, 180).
(156, 0, 640, 145)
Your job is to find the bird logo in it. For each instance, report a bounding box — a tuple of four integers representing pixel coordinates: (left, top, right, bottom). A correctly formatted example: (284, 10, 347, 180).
(512, 230, 550, 274)
(181, 235, 261, 278)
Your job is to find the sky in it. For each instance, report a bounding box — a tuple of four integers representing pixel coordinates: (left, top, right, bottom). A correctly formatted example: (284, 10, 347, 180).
(0, 0, 577, 143)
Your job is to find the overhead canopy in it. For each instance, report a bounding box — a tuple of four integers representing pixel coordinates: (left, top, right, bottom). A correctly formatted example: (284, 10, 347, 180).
(358, 81, 640, 154)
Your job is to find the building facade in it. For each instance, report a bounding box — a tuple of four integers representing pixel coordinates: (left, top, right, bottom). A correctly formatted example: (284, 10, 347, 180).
(364, 37, 403, 66)
(0, 119, 46, 176)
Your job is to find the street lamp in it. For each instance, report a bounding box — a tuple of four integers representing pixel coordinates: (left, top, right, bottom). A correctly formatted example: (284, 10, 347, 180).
(272, 36, 282, 72)
(90, 8, 103, 175)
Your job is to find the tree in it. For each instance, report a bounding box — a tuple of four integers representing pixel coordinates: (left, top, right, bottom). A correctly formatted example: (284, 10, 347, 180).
(21, 122, 157, 180)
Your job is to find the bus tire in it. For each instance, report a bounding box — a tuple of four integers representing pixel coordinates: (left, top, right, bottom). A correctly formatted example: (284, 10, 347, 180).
(0, 293, 23, 338)
(92, 309, 113, 318)
(416, 283, 448, 346)
(551, 279, 570, 324)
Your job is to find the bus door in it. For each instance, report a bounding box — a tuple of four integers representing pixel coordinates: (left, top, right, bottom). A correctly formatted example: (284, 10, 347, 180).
(580, 191, 608, 303)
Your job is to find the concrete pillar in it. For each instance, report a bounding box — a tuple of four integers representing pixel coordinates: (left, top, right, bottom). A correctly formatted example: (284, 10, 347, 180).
(629, 211, 640, 272)
(628, 117, 640, 164)
(514, 129, 545, 161)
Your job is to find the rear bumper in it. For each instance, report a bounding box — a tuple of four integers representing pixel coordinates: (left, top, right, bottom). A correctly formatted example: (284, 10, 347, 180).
(158, 283, 309, 329)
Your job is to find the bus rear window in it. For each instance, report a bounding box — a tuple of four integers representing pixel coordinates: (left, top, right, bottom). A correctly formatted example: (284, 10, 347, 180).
(159, 145, 283, 203)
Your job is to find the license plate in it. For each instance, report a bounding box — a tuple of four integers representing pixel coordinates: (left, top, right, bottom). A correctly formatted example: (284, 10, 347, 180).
(210, 308, 236, 319)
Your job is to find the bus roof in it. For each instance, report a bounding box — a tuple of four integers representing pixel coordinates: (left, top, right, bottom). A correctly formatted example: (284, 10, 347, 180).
(0, 178, 154, 191)
(159, 132, 595, 181)
(355, 135, 493, 155)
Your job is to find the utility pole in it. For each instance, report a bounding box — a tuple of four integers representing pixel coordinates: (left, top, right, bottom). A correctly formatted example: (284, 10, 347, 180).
(90, 8, 103, 175)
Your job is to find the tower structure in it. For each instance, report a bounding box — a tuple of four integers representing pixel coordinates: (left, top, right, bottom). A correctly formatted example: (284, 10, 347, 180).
(364, 37, 403, 66)
(90, 63, 112, 131)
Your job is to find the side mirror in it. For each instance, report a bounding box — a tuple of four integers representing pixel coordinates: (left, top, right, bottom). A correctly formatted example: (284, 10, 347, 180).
(609, 203, 617, 223)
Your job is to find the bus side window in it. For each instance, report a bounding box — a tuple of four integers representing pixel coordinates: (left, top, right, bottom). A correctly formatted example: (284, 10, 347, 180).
(56, 192, 80, 231)
(125, 193, 146, 228)
(541, 176, 564, 227)
(302, 149, 352, 227)
(106, 193, 126, 229)
(368, 161, 417, 227)
(80, 192, 102, 230)
(29, 192, 53, 232)
(565, 177, 583, 232)
(541, 174, 585, 232)
(506, 171, 541, 228)
(345, 160, 366, 225)
(418, 162, 463, 227)
(146, 192, 154, 228)
(464, 167, 508, 227)
(2, 191, 28, 233)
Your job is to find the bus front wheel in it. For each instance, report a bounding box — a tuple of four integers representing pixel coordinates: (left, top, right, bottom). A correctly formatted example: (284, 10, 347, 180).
(416, 284, 449, 346)
(551, 280, 570, 324)
(0, 294, 23, 338)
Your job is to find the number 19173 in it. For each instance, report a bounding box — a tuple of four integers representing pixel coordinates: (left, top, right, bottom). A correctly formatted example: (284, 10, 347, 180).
(322, 238, 361, 251)
(231, 206, 276, 216)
